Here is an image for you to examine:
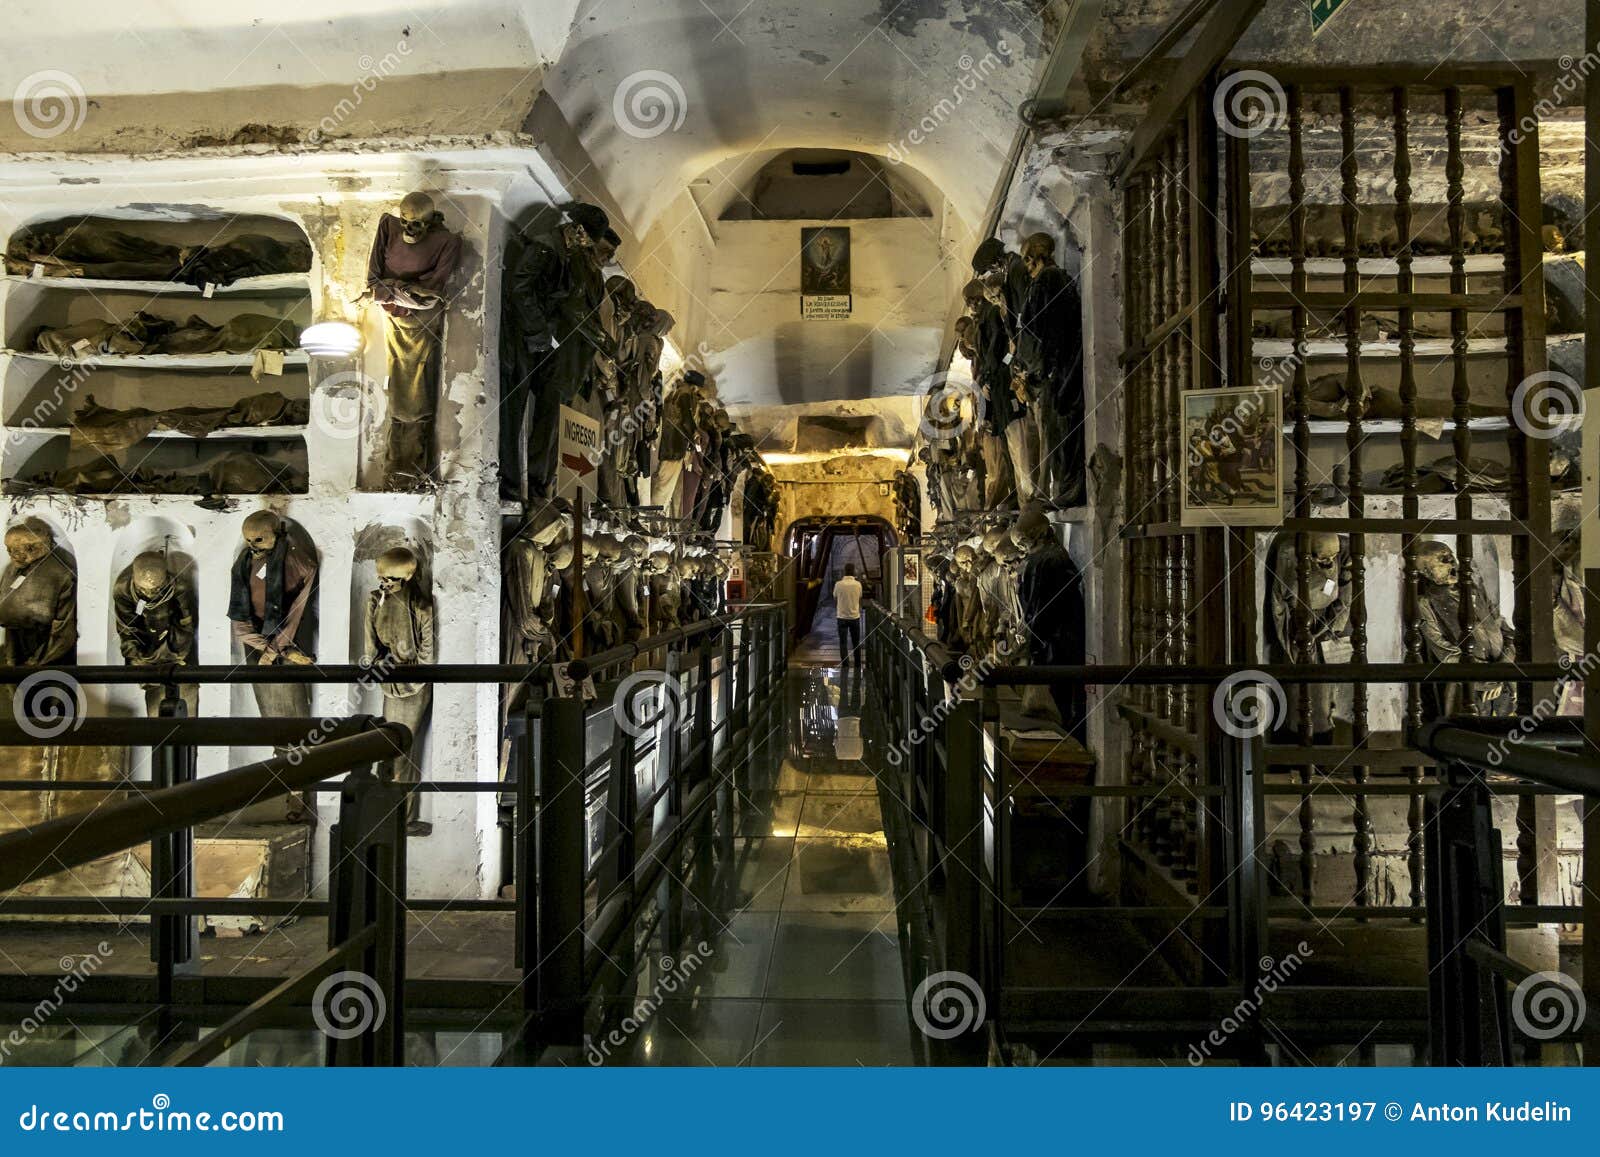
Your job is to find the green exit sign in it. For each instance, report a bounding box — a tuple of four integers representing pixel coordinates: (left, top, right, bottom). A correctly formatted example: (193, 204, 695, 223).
(1310, 0, 1353, 34)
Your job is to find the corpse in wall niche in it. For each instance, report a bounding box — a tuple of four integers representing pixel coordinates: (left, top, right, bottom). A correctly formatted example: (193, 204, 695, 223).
(800, 226, 851, 319)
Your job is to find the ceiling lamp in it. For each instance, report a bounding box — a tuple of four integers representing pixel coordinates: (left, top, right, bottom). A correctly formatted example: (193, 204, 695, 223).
(299, 321, 363, 358)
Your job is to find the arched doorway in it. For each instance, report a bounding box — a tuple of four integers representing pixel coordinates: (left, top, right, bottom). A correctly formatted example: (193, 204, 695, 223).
(782, 514, 897, 660)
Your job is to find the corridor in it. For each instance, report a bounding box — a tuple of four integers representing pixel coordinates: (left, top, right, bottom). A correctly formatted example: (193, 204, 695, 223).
(586, 664, 925, 1066)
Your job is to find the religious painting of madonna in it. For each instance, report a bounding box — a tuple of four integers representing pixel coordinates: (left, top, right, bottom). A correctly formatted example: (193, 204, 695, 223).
(1179, 386, 1283, 527)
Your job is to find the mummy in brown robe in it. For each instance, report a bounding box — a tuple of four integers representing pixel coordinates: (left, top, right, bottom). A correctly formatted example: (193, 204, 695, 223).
(367, 192, 463, 489)
(0, 519, 77, 667)
(361, 548, 435, 836)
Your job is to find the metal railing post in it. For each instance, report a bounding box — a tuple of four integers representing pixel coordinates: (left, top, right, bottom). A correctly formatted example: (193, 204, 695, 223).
(941, 689, 983, 993)
(150, 686, 197, 1038)
(325, 766, 408, 1066)
(535, 691, 588, 1045)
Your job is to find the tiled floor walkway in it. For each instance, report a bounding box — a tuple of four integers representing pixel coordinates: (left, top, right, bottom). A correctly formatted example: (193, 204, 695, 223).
(594, 663, 917, 1065)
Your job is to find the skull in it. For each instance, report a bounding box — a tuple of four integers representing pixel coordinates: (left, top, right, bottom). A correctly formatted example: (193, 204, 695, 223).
(677, 556, 700, 579)
(3, 520, 52, 569)
(1418, 541, 1459, 588)
(954, 544, 977, 573)
(548, 541, 576, 572)
(241, 510, 281, 558)
(130, 551, 173, 599)
(397, 192, 436, 245)
(624, 535, 648, 564)
(376, 547, 418, 594)
(646, 550, 672, 575)
(1307, 532, 1342, 583)
(1009, 505, 1052, 552)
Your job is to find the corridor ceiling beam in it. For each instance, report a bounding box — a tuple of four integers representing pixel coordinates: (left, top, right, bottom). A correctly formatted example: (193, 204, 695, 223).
(1115, 0, 1270, 184)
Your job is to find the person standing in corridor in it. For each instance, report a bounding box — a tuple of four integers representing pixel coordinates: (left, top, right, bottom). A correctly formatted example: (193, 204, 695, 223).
(834, 564, 864, 670)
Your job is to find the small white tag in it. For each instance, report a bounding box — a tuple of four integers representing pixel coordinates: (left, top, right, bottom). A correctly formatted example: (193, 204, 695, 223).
(134, 598, 146, 615)
(1002, 352, 1013, 365)
(72, 338, 91, 352)
(257, 349, 284, 376)
(255, 564, 267, 581)
(1323, 578, 1336, 597)
(550, 336, 560, 349)
(1320, 638, 1354, 663)
(1417, 417, 1445, 439)
(203, 282, 216, 298)
(30, 263, 43, 280)
(9, 575, 24, 590)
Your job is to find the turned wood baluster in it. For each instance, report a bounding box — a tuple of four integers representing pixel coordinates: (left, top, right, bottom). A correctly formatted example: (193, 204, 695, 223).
(1498, 84, 1545, 907)
(1394, 85, 1426, 918)
(1340, 86, 1373, 913)
(1286, 85, 1316, 905)
(1446, 87, 1479, 712)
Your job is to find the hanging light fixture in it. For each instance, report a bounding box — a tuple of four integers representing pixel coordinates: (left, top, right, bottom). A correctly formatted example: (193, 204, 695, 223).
(299, 321, 363, 358)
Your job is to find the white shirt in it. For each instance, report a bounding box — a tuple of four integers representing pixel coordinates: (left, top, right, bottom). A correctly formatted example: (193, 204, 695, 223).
(833, 576, 862, 621)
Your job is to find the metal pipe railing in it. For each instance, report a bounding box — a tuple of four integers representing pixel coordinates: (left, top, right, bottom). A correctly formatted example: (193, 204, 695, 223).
(1417, 721, 1600, 796)
(0, 719, 409, 892)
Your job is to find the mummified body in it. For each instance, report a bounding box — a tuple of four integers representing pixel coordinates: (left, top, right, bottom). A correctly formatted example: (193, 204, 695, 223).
(227, 511, 317, 820)
(361, 547, 436, 836)
(1415, 541, 1517, 720)
(0, 519, 77, 668)
(114, 551, 199, 717)
(1263, 532, 1352, 737)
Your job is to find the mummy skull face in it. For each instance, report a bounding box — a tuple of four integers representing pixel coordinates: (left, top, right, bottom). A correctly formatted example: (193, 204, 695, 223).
(624, 535, 648, 564)
(3, 522, 51, 569)
(1418, 541, 1459, 588)
(677, 557, 700, 579)
(241, 511, 280, 558)
(131, 551, 172, 599)
(646, 550, 672, 575)
(398, 192, 436, 245)
(376, 547, 418, 594)
(1307, 533, 1342, 582)
(954, 544, 977, 573)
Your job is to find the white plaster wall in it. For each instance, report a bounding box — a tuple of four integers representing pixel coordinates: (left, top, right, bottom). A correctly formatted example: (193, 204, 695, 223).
(0, 147, 572, 901)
